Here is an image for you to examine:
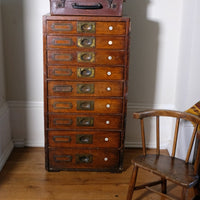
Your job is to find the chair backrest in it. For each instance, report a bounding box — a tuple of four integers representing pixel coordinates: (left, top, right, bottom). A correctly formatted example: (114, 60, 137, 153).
(133, 110, 200, 170)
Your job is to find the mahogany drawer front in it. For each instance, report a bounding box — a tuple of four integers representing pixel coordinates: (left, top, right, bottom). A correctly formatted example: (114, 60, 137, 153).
(47, 35, 125, 50)
(47, 50, 125, 66)
(48, 81, 123, 97)
(47, 21, 126, 35)
(48, 66, 124, 80)
(48, 148, 119, 170)
(48, 98, 123, 113)
(48, 131, 121, 148)
(48, 114, 122, 130)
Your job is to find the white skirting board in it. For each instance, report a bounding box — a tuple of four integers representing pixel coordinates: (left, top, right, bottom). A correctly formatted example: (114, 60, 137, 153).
(0, 140, 14, 171)
(8, 101, 44, 147)
(0, 102, 13, 171)
(8, 101, 175, 148)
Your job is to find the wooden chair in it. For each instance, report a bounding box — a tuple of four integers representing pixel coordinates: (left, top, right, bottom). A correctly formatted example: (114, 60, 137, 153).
(127, 110, 200, 200)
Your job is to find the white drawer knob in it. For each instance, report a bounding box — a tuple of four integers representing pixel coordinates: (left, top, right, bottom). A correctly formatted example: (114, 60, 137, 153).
(107, 71, 112, 76)
(106, 120, 110, 125)
(108, 41, 113, 45)
(109, 26, 113, 31)
(107, 87, 111, 91)
(104, 157, 108, 162)
(105, 137, 109, 142)
(106, 104, 111, 108)
(108, 56, 112, 60)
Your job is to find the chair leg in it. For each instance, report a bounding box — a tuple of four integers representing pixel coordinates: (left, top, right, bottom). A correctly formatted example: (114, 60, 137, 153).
(161, 177, 167, 194)
(181, 187, 188, 200)
(127, 165, 138, 200)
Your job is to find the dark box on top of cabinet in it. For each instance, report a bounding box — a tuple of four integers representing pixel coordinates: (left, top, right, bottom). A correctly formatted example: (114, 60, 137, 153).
(50, 0, 125, 16)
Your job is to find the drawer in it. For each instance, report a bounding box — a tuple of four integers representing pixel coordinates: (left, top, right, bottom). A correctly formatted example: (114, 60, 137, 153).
(48, 114, 122, 130)
(47, 36, 125, 50)
(48, 98, 123, 113)
(48, 66, 124, 80)
(47, 50, 125, 65)
(48, 81, 123, 97)
(48, 131, 121, 148)
(47, 21, 126, 35)
(48, 148, 120, 170)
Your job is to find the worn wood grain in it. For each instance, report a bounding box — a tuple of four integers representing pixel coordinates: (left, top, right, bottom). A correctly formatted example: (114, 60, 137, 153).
(0, 148, 195, 200)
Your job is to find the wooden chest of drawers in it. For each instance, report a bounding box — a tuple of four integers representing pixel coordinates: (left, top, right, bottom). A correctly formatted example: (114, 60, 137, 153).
(43, 15, 130, 172)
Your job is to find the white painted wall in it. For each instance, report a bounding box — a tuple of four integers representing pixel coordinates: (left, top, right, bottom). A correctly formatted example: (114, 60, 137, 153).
(2, 0, 49, 146)
(175, 0, 200, 110)
(0, 0, 13, 171)
(124, 0, 183, 148)
(173, 0, 200, 160)
(0, 0, 199, 150)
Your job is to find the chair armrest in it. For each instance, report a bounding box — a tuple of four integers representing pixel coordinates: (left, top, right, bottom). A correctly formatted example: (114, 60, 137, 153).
(133, 110, 200, 124)
(133, 109, 180, 119)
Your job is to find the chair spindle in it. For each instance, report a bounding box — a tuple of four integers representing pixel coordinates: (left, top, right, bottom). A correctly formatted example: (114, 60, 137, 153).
(156, 116, 160, 155)
(171, 118, 180, 157)
(185, 124, 198, 163)
(140, 119, 146, 155)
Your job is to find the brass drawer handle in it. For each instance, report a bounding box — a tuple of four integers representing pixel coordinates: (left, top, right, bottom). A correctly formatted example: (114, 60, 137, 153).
(76, 154, 93, 164)
(77, 68, 94, 78)
(76, 134, 93, 144)
(77, 37, 95, 48)
(53, 118, 73, 126)
(77, 84, 94, 94)
(53, 102, 73, 110)
(54, 155, 72, 162)
(53, 69, 72, 76)
(77, 117, 94, 127)
(77, 52, 95, 62)
(53, 136, 71, 143)
(77, 101, 94, 110)
(53, 85, 73, 93)
(77, 22, 95, 33)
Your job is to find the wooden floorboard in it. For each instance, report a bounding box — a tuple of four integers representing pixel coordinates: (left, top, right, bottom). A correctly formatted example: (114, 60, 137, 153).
(0, 148, 195, 200)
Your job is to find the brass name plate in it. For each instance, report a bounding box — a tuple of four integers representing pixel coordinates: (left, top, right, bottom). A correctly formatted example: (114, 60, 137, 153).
(52, 53, 73, 61)
(53, 118, 73, 126)
(53, 136, 71, 143)
(53, 68, 72, 77)
(53, 102, 73, 110)
(52, 38, 74, 46)
(53, 85, 73, 93)
(54, 155, 72, 163)
(51, 23, 73, 31)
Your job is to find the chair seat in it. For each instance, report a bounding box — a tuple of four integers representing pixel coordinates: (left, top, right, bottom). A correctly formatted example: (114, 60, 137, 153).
(133, 154, 199, 188)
